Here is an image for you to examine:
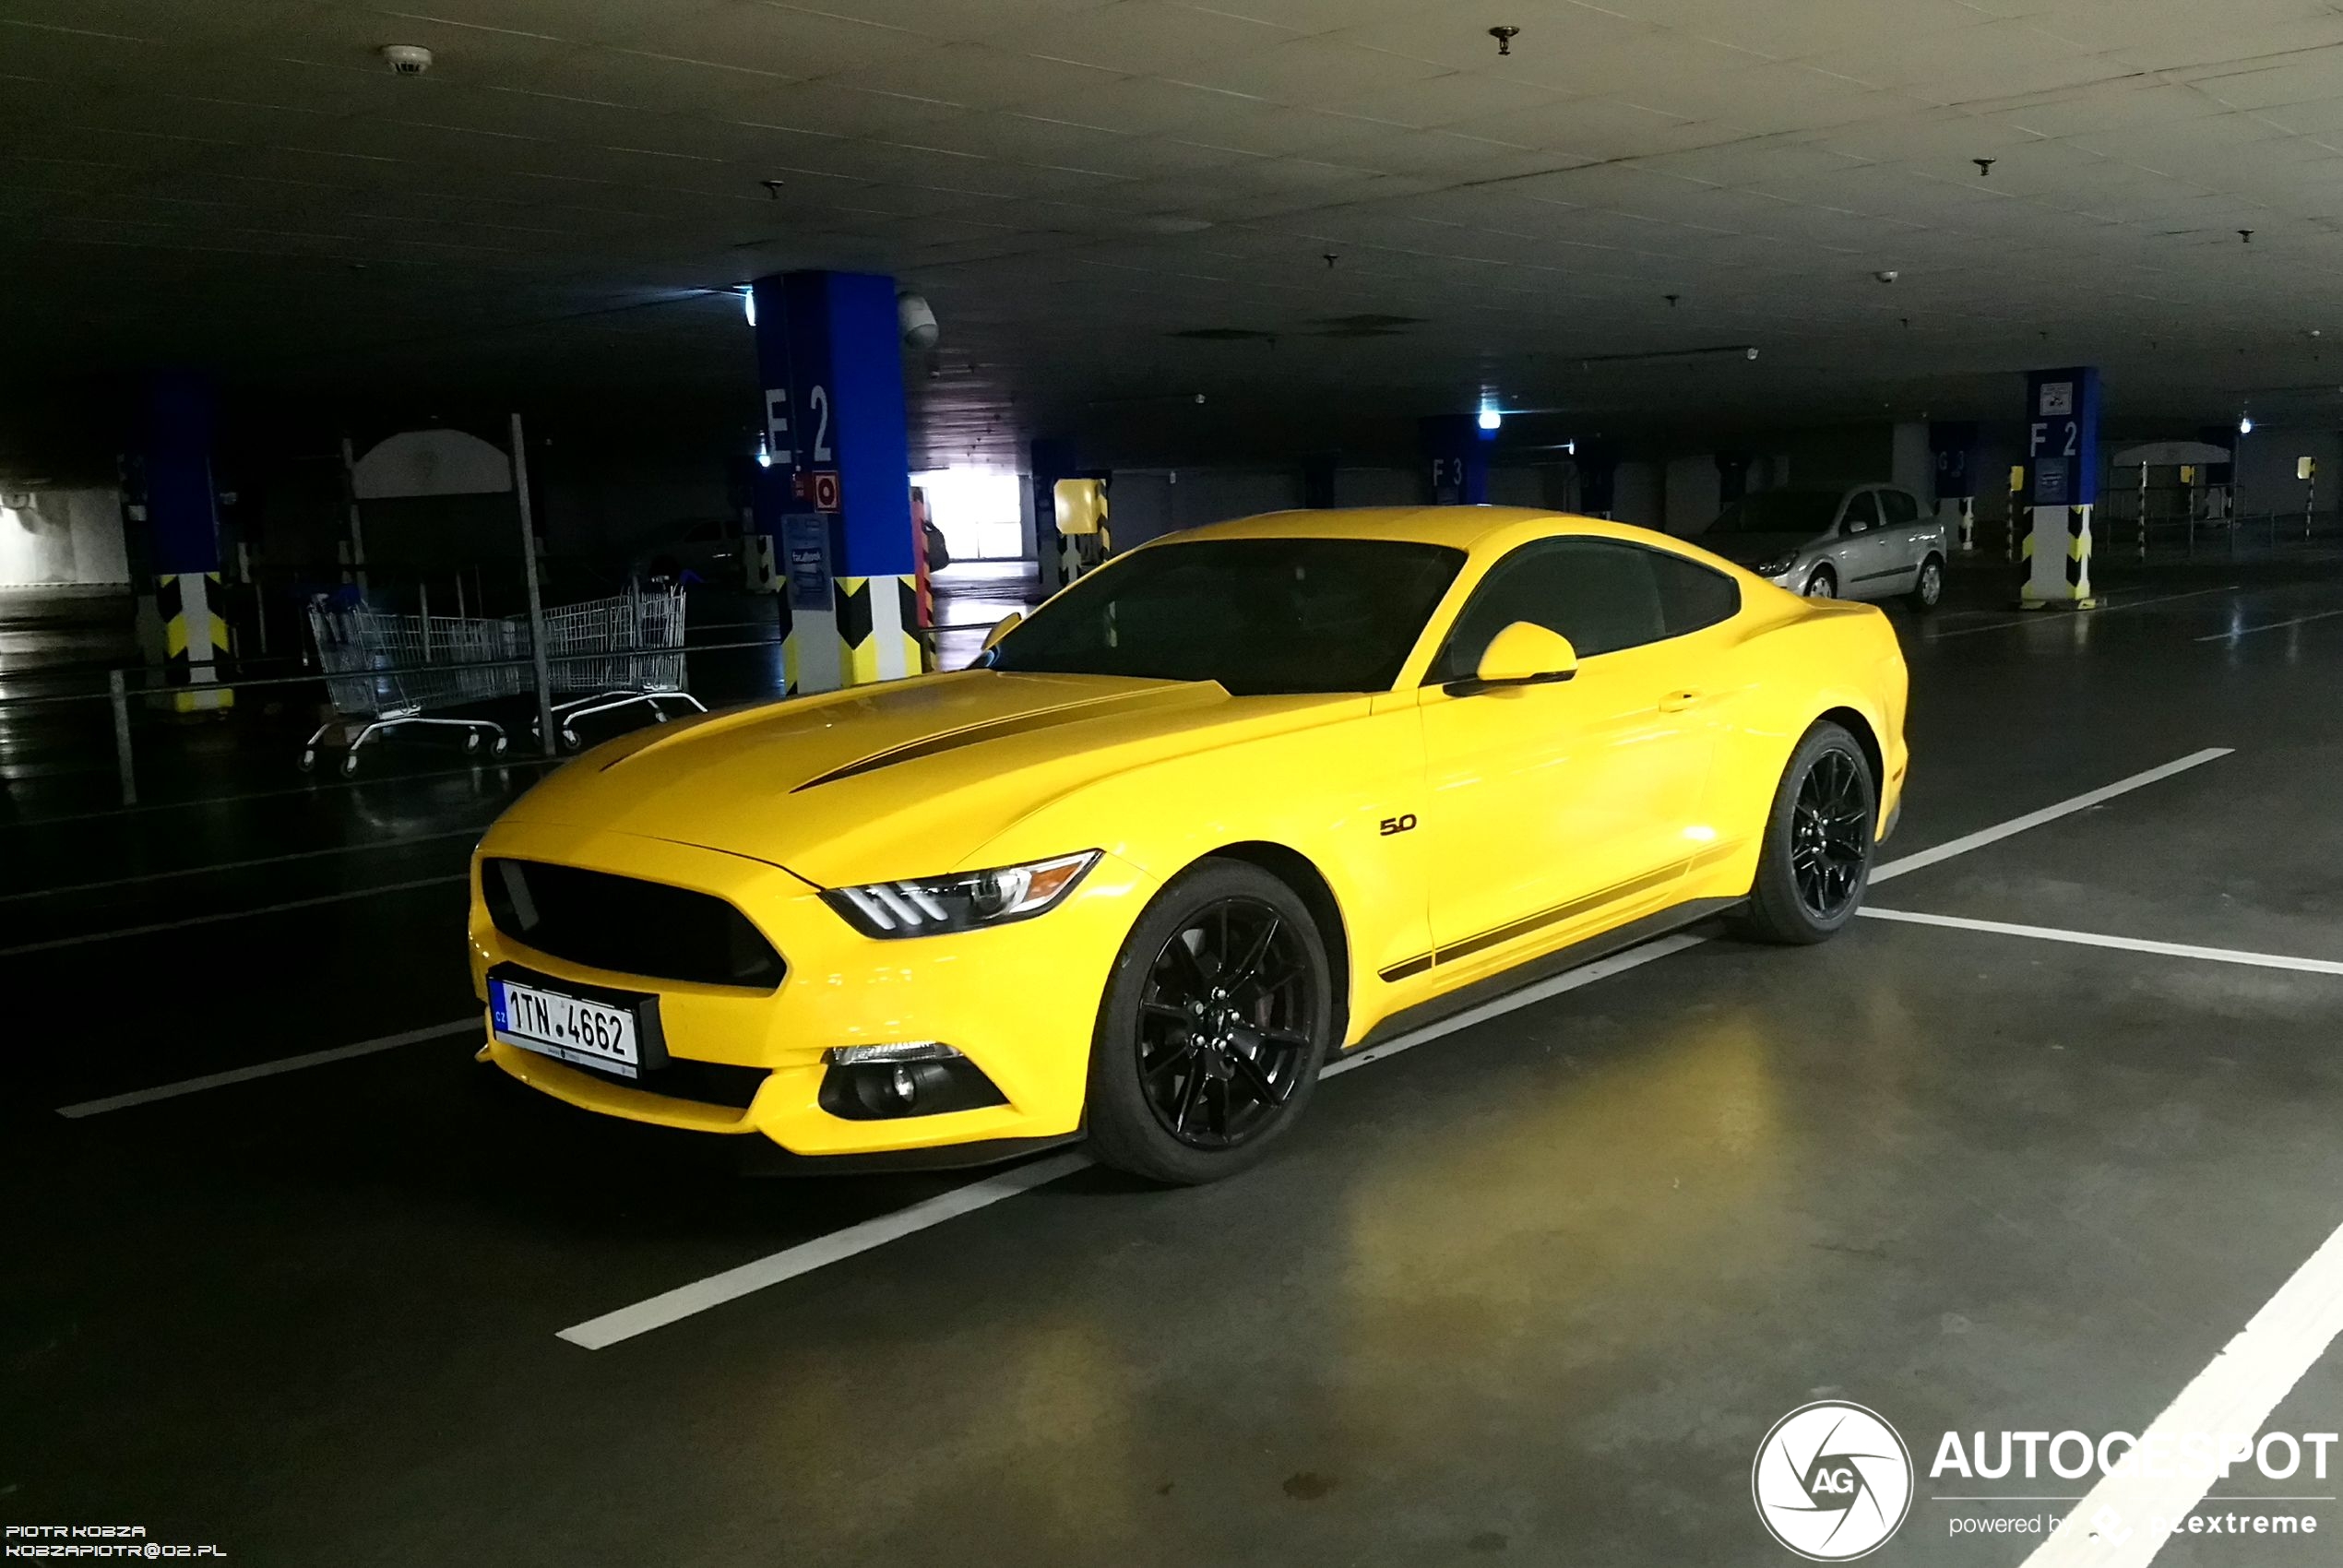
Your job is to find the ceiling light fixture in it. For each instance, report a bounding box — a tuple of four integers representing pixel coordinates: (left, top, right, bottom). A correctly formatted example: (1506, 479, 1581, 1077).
(1488, 25, 1519, 55)
(740, 287, 755, 327)
(2239, 412, 2254, 435)
(1478, 406, 1504, 432)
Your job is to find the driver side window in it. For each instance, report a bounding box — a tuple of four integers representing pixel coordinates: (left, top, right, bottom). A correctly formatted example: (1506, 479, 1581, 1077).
(1429, 540, 1666, 683)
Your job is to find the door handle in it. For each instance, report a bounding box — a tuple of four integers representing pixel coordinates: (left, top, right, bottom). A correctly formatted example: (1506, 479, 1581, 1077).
(1659, 689, 1703, 712)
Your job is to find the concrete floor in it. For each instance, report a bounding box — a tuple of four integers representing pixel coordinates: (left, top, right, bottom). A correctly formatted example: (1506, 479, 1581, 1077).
(6, 559, 2343, 1565)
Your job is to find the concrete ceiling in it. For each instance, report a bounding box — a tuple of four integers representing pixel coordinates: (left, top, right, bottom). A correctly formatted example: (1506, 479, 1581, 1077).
(10, 0, 2343, 463)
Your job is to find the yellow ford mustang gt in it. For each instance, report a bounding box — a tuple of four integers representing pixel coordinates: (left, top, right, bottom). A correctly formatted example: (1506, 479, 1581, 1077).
(470, 507, 1908, 1183)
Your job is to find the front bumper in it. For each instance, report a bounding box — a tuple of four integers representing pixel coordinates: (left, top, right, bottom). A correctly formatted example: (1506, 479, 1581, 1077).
(469, 818, 1160, 1158)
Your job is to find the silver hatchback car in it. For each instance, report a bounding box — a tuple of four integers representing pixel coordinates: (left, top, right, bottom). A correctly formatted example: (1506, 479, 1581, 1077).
(1697, 484, 1949, 608)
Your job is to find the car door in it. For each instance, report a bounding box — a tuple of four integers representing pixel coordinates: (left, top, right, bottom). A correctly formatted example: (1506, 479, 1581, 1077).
(1416, 540, 1716, 968)
(1875, 487, 1925, 589)
(1829, 489, 1893, 600)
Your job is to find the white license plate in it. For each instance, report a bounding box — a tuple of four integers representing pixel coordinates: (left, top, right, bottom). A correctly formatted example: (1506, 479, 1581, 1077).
(491, 977, 642, 1077)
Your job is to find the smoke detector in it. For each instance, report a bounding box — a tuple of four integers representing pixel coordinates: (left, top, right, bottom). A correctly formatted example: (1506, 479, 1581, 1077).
(380, 44, 434, 76)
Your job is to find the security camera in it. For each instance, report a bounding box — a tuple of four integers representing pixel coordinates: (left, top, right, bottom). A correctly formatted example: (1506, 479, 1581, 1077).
(898, 291, 938, 350)
(1874, 269, 1899, 283)
(381, 44, 433, 76)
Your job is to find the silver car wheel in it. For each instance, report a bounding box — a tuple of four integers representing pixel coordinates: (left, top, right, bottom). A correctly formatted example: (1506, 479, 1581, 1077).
(1803, 569, 1836, 600)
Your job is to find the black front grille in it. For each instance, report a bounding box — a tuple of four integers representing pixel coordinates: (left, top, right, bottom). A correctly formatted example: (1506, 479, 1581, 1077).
(482, 858, 785, 990)
(565, 1052, 770, 1110)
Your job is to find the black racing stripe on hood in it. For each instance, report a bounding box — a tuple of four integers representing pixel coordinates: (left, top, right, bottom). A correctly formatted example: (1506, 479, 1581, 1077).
(789, 688, 1205, 793)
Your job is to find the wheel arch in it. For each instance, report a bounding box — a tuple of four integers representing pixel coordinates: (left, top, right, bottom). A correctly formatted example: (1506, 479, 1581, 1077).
(1195, 840, 1353, 1048)
(1815, 704, 1884, 802)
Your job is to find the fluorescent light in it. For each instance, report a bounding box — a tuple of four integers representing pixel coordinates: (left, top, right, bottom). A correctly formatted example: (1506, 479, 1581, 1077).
(742, 287, 756, 327)
(1477, 407, 1503, 432)
(2240, 414, 2254, 434)
(755, 435, 772, 469)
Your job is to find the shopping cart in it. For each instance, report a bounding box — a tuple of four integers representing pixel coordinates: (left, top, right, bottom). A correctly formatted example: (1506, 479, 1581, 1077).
(533, 582, 706, 751)
(302, 599, 522, 776)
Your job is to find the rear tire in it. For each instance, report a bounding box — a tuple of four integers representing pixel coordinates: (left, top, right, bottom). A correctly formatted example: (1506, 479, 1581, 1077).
(1730, 720, 1875, 944)
(1085, 860, 1332, 1185)
(1802, 564, 1838, 600)
(1909, 553, 1945, 611)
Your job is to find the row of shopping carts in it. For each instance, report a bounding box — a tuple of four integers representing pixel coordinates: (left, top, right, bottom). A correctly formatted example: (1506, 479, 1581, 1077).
(300, 583, 703, 775)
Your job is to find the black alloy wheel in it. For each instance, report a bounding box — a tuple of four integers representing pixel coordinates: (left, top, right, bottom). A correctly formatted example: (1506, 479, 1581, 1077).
(1087, 859, 1333, 1184)
(1136, 897, 1315, 1148)
(1730, 719, 1875, 945)
(1790, 748, 1870, 921)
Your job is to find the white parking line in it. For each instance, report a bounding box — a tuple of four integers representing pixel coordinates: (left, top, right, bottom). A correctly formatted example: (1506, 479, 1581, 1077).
(1858, 907, 2343, 976)
(0, 873, 469, 957)
(2193, 607, 2343, 643)
(1868, 748, 2231, 885)
(2021, 1218, 2343, 1567)
(1927, 587, 2242, 639)
(0, 828, 482, 903)
(55, 1019, 479, 1118)
(554, 746, 2232, 1348)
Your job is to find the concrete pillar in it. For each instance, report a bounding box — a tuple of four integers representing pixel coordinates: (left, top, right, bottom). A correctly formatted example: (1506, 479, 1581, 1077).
(1576, 442, 1620, 519)
(2019, 368, 2101, 609)
(1419, 415, 1490, 505)
(750, 270, 918, 694)
(133, 372, 232, 712)
(1715, 452, 1753, 507)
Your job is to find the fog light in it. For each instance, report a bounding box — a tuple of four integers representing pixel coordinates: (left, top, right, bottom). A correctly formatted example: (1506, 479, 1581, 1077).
(888, 1065, 917, 1108)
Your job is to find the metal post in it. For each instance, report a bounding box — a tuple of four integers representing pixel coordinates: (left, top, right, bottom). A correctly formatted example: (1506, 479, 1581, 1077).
(2306, 469, 2315, 541)
(419, 580, 431, 662)
(510, 411, 557, 757)
(2138, 461, 2148, 563)
(109, 668, 137, 807)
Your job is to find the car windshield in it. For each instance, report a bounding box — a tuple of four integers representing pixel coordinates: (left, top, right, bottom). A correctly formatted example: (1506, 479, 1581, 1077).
(1707, 490, 1842, 535)
(985, 537, 1466, 695)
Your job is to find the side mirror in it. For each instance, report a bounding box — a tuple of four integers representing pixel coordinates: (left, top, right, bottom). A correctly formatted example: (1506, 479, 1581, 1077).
(980, 612, 1021, 650)
(1452, 622, 1578, 695)
(1841, 517, 1870, 536)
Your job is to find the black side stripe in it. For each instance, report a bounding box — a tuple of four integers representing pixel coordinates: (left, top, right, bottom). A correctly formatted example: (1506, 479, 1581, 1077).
(1376, 842, 1742, 982)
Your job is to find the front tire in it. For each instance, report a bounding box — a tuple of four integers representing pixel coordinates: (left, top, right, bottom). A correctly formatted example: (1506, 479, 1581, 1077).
(1086, 860, 1333, 1185)
(1802, 564, 1838, 600)
(1730, 720, 1875, 944)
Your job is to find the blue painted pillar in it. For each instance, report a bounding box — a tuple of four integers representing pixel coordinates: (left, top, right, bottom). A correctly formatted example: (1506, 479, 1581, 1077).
(750, 270, 917, 694)
(1931, 420, 1981, 551)
(1420, 415, 1490, 505)
(1576, 442, 1620, 518)
(2019, 368, 2101, 608)
(1030, 437, 1076, 590)
(135, 372, 232, 712)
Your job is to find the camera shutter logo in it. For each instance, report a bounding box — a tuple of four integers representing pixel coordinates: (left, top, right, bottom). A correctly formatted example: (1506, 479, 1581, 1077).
(1752, 1401, 1914, 1561)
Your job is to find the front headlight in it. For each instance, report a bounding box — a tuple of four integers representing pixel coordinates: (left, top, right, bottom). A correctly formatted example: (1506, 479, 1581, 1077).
(1756, 552, 1798, 576)
(823, 850, 1100, 938)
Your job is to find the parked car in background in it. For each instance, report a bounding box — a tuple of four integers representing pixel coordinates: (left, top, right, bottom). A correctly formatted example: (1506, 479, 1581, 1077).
(1698, 484, 1947, 608)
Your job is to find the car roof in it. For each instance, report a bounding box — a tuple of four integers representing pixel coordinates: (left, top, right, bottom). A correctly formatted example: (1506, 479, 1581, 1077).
(1167, 506, 1685, 552)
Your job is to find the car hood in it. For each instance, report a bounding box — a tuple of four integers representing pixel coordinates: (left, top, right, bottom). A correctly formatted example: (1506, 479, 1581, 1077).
(1699, 530, 1814, 567)
(498, 670, 1362, 885)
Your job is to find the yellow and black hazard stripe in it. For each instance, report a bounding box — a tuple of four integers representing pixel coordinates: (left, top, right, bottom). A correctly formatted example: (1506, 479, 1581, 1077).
(2064, 504, 2094, 602)
(834, 574, 923, 686)
(158, 571, 232, 712)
